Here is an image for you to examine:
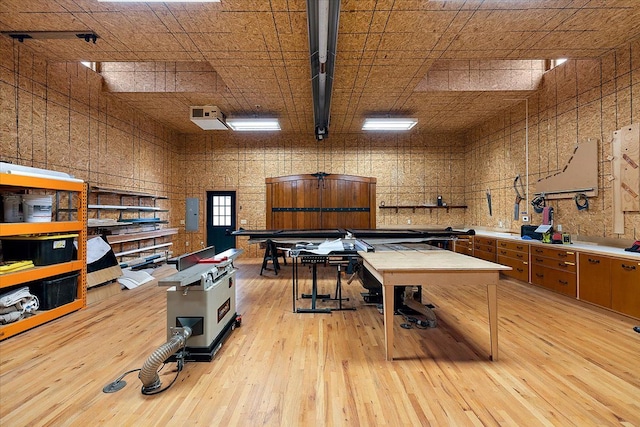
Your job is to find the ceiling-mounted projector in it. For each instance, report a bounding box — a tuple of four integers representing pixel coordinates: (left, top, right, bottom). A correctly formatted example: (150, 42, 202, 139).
(190, 106, 228, 130)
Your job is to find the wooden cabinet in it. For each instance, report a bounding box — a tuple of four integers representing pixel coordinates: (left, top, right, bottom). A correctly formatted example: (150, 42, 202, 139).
(610, 258, 640, 318)
(457, 234, 640, 319)
(265, 174, 376, 229)
(473, 236, 496, 262)
(578, 253, 612, 307)
(530, 246, 576, 297)
(87, 186, 175, 265)
(0, 173, 87, 340)
(496, 239, 529, 282)
(453, 237, 473, 256)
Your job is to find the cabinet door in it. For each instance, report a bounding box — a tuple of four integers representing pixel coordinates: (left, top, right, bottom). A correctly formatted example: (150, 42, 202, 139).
(531, 264, 576, 296)
(268, 176, 321, 229)
(578, 254, 611, 307)
(611, 260, 640, 318)
(497, 255, 529, 282)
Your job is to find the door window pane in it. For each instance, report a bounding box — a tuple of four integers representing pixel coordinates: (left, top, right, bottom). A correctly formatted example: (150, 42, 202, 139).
(211, 195, 231, 226)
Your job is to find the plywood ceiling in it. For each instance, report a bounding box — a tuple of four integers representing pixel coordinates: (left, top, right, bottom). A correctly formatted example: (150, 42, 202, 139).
(2, 0, 640, 136)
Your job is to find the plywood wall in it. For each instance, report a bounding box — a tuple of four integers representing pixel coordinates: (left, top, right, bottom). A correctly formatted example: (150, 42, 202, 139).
(465, 38, 640, 241)
(177, 132, 468, 257)
(3, 34, 639, 259)
(0, 37, 181, 254)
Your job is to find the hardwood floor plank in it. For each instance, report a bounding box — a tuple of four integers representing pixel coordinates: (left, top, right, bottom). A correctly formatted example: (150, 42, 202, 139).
(1, 258, 639, 426)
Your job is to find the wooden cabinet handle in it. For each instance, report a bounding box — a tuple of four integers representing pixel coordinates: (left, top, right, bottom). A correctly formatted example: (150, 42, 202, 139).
(535, 273, 544, 278)
(558, 253, 567, 258)
(516, 268, 524, 273)
(499, 242, 507, 247)
(588, 258, 600, 264)
(499, 250, 507, 255)
(516, 253, 524, 259)
(621, 264, 637, 271)
(535, 248, 543, 253)
(559, 280, 568, 285)
(516, 245, 524, 250)
(535, 257, 544, 263)
(564, 262, 575, 266)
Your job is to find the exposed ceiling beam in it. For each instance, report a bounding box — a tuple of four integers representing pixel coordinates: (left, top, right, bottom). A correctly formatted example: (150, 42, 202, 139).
(307, 0, 340, 141)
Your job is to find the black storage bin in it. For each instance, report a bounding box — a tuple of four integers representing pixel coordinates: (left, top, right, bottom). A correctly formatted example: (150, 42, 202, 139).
(1, 234, 77, 266)
(30, 272, 79, 310)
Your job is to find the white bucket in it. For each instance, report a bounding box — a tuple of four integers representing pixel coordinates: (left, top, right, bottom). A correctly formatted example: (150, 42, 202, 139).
(3, 194, 23, 222)
(22, 195, 53, 223)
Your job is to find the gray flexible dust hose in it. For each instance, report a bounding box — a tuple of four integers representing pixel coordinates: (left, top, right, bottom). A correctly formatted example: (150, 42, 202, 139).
(139, 327, 191, 393)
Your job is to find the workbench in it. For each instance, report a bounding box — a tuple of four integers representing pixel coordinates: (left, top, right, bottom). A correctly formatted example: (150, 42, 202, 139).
(359, 249, 511, 361)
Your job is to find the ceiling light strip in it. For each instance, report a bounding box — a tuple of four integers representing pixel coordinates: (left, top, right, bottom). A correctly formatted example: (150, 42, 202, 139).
(362, 118, 418, 131)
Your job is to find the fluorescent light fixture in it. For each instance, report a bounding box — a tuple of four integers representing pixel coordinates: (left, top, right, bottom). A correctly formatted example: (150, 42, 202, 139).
(362, 118, 418, 131)
(226, 118, 281, 132)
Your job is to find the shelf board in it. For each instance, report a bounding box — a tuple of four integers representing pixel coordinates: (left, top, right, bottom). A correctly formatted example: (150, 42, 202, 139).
(87, 204, 166, 212)
(106, 228, 178, 244)
(379, 205, 468, 213)
(0, 221, 85, 237)
(0, 260, 84, 288)
(0, 299, 84, 340)
(1, 172, 84, 192)
(90, 186, 167, 199)
(114, 242, 173, 257)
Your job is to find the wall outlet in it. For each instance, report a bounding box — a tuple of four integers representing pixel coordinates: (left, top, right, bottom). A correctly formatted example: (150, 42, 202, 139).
(240, 219, 247, 225)
(499, 220, 503, 228)
(185, 241, 189, 246)
(557, 224, 562, 232)
(407, 219, 411, 224)
(180, 219, 185, 225)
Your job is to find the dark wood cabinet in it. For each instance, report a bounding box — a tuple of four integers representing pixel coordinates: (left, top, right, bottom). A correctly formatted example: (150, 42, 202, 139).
(265, 174, 376, 229)
(497, 239, 529, 282)
(530, 246, 576, 297)
(473, 236, 496, 262)
(578, 253, 612, 308)
(453, 237, 473, 256)
(610, 259, 640, 318)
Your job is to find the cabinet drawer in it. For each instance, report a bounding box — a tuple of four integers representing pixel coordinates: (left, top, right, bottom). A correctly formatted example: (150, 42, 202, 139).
(475, 236, 496, 246)
(497, 247, 528, 261)
(531, 255, 576, 273)
(474, 243, 495, 253)
(530, 245, 576, 262)
(453, 242, 473, 256)
(475, 249, 496, 263)
(496, 240, 529, 253)
(531, 264, 577, 297)
(610, 259, 640, 318)
(497, 255, 529, 282)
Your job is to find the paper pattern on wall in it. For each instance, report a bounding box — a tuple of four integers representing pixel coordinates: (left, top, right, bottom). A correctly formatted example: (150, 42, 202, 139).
(535, 138, 598, 199)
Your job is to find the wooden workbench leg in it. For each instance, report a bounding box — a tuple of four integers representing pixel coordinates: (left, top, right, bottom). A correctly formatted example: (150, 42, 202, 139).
(383, 285, 394, 361)
(487, 282, 498, 361)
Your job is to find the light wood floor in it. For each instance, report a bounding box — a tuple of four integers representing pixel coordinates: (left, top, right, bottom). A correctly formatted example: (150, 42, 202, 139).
(1, 258, 639, 426)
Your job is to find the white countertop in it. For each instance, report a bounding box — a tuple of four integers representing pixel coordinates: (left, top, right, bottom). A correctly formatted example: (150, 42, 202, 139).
(473, 230, 640, 261)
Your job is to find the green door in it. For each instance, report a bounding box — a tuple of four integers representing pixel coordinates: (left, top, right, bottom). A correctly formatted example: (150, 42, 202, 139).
(206, 191, 236, 253)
